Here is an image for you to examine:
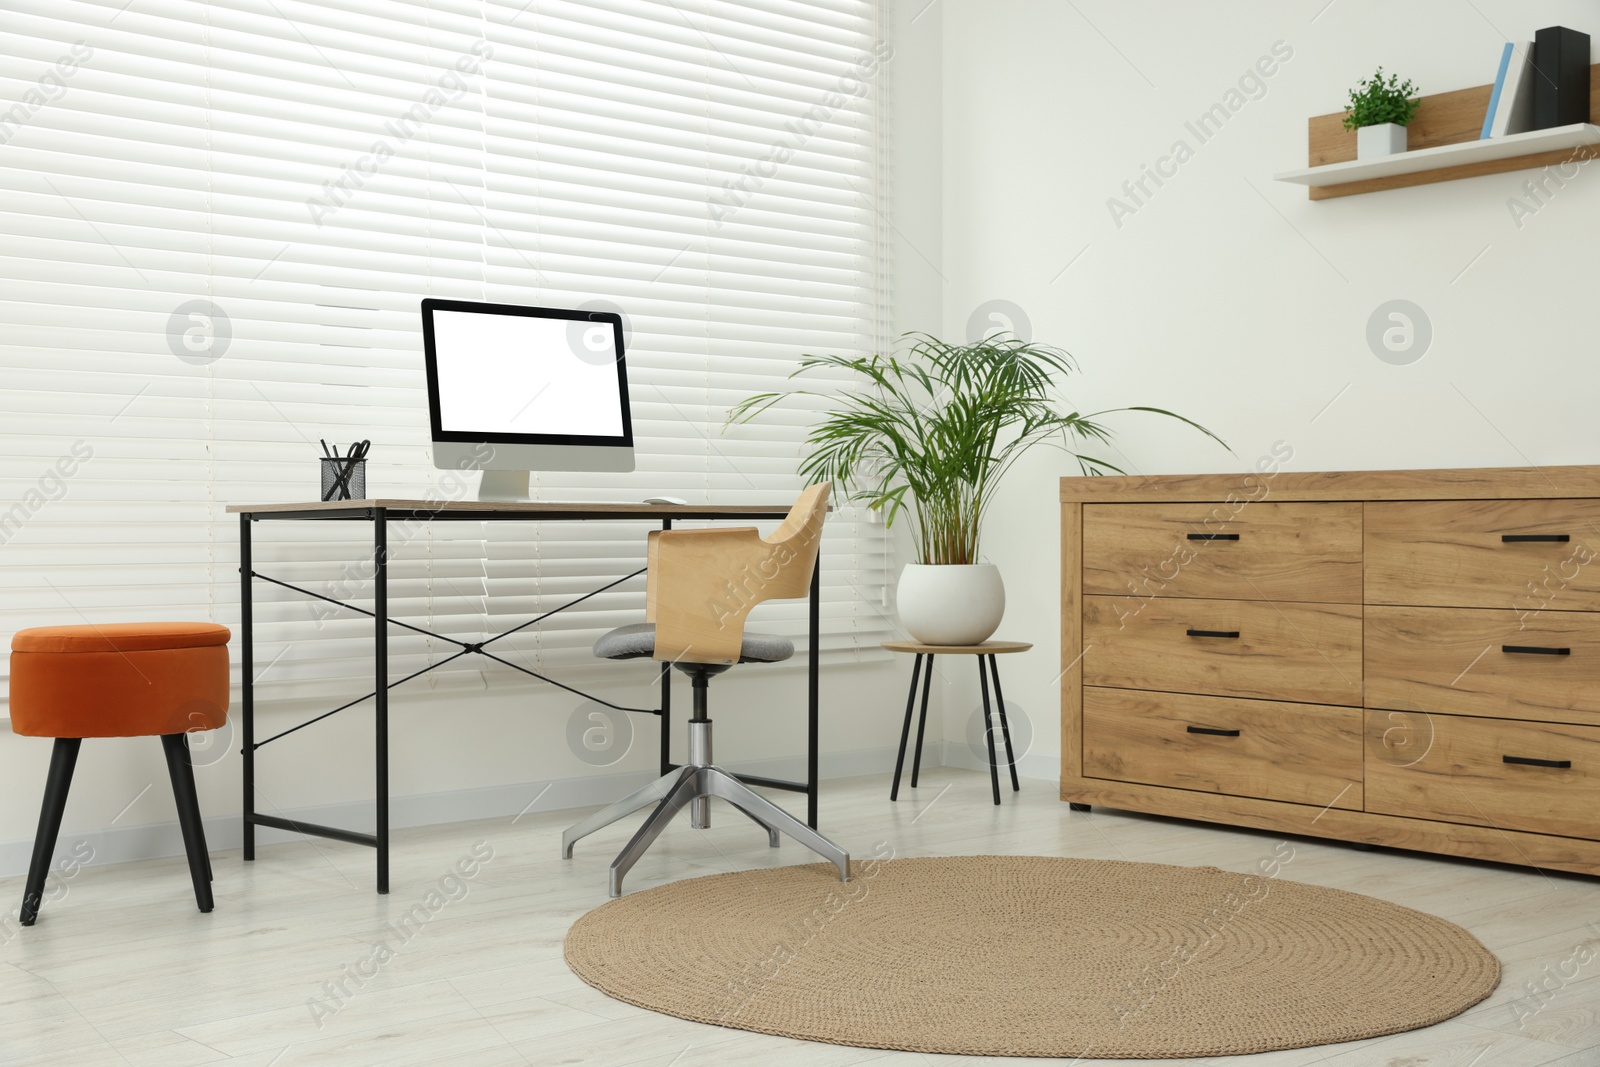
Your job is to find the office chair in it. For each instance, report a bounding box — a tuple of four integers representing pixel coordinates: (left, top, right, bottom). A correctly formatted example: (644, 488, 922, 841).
(562, 482, 850, 896)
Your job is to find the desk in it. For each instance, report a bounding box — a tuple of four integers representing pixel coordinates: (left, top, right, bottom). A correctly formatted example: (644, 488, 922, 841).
(227, 499, 821, 893)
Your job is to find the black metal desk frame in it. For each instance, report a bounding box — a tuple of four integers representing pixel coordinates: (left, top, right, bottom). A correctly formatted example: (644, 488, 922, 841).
(232, 500, 821, 894)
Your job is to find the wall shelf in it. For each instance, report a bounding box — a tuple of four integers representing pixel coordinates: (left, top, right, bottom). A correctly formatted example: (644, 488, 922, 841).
(1276, 123, 1600, 196)
(1279, 62, 1600, 199)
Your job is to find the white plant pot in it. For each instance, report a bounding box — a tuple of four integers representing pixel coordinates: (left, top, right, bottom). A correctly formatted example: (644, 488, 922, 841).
(897, 563, 1005, 646)
(1356, 122, 1407, 160)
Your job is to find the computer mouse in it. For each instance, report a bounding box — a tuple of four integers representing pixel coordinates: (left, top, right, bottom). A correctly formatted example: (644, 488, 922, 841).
(643, 495, 689, 506)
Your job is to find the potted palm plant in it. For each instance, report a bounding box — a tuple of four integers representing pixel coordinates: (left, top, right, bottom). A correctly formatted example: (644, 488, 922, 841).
(730, 334, 1226, 645)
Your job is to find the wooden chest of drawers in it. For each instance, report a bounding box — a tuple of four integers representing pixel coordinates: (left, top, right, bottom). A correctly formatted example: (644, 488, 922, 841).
(1061, 464, 1600, 876)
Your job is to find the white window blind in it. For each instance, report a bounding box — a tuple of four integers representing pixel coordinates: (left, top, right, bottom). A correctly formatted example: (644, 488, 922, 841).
(0, 0, 893, 707)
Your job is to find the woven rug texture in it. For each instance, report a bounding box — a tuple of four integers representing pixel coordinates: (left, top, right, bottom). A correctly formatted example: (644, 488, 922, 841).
(563, 855, 1501, 1058)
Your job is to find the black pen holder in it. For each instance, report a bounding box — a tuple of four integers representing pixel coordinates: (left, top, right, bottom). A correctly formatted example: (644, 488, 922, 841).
(320, 457, 366, 501)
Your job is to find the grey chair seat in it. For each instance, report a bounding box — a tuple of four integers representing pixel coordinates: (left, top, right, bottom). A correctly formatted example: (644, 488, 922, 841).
(594, 622, 793, 664)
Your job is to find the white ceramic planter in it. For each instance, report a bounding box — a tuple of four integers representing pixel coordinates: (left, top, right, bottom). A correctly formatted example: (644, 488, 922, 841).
(1356, 122, 1407, 160)
(897, 563, 1005, 646)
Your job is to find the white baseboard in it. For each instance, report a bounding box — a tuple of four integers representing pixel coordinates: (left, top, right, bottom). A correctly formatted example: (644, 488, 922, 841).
(941, 741, 1057, 784)
(0, 743, 1030, 879)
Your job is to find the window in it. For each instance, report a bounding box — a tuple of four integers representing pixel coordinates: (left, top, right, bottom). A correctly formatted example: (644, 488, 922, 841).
(0, 0, 893, 707)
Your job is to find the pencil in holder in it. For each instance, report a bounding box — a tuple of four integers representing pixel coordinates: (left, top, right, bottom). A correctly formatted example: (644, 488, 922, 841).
(320, 457, 366, 501)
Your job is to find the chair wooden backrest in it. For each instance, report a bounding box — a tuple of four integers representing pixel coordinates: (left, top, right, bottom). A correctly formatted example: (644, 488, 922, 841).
(645, 483, 830, 665)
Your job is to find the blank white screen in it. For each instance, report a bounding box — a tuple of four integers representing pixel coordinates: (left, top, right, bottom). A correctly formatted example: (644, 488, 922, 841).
(432, 310, 625, 437)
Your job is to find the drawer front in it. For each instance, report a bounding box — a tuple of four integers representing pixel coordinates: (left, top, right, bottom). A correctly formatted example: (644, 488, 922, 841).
(1364, 710, 1600, 839)
(1083, 502, 1362, 604)
(1082, 595, 1363, 705)
(1366, 499, 1600, 609)
(1366, 606, 1600, 726)
(1083, 688, 1363, 808)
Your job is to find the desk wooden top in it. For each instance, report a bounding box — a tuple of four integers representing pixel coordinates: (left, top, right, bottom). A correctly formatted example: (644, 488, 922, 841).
(227, 499, 800, 516)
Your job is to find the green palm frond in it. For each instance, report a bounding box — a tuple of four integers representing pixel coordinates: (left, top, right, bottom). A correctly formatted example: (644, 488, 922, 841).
(727, 333, 1229, 565)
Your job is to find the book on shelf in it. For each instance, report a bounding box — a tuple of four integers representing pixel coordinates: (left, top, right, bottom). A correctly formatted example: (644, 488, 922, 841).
(1532, 26, 1591, 130)
(1481, 42, 1513, 138)
(1483, 41, 1538, 138)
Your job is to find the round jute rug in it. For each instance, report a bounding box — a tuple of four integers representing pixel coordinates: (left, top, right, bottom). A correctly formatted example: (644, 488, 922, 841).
(563, 855, 1500, 1058)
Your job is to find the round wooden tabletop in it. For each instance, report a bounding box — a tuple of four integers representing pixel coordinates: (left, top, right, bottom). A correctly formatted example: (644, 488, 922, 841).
(881, 640, 1032, 655)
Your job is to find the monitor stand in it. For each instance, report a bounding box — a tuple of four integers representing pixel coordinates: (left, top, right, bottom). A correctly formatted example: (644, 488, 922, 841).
(477, 470, 532, 502)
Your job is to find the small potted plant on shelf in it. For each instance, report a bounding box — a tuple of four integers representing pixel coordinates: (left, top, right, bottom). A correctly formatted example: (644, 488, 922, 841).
(728, 334, 1226, 646)
(1343, 67, 1421, 160)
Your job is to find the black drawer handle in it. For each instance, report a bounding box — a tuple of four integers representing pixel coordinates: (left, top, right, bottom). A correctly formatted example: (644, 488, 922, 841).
(1502, 534, 1570, 542)
(1186, 628, 1240, 639)
(1503, 755, 1572, 769)
(1187, 533, 1240, 541)
(1502, 645, 1571, 656)
(1187, 725, 1241, 737)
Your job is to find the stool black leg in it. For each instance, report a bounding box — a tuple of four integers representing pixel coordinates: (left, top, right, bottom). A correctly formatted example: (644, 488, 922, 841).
(161, 734, 214, 914)
(909, 654, 934, 788)
(977, 659, 1001, 806)
(189, 754, 215, 885)
(1070, 803, 1092, 812)
(21, 738, 81, 926)
(988, 656, 1020, 792)
(890, 654, 922, 801)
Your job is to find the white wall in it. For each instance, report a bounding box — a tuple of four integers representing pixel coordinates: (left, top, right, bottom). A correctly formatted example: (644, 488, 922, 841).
(938, 0, 1600, 765)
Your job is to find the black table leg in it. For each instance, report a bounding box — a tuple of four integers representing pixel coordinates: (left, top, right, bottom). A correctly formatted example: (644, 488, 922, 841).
(909, 654, 933, 787)
(659, 517, 672, 778)
(374, 509, 389, 895)
(240, 513, 254, 863)
(988, 655, 1020, 792)
(978, 658, 1001, 806)
(890, 654, 922, 800)
(807, 558, 820, 829)
(658, 661, 672, 776)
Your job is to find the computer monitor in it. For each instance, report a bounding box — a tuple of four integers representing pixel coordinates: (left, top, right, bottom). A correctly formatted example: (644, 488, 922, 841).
(420, 299, 635, 500)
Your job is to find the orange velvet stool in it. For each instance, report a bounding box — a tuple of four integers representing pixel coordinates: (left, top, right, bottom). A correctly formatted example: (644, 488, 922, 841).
(10, 622, 230, 925)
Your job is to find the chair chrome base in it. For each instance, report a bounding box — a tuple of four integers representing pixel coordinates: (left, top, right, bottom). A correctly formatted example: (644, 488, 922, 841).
(562, 720, 850, 897)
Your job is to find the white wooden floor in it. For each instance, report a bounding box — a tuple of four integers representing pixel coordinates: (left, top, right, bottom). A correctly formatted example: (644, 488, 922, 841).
(2, 768, 1597, 1067)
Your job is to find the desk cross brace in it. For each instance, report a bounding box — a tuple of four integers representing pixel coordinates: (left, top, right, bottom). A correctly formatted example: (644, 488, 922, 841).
(243, 564, 659, 753)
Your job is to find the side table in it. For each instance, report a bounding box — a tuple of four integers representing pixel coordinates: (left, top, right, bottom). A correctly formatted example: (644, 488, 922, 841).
(882, 640, 1031, 805)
